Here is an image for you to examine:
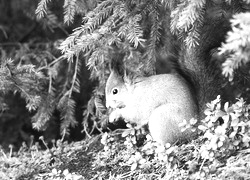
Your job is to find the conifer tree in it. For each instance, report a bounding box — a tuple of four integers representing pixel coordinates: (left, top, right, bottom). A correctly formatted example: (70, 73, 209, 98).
(1, 0, 250, 138)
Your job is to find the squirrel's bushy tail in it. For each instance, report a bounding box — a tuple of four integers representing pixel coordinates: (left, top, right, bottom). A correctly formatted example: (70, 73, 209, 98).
(171, 10, 231, 119)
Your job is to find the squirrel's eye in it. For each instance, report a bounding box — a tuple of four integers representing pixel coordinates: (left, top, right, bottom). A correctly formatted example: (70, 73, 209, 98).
(112, 88, 118, 95)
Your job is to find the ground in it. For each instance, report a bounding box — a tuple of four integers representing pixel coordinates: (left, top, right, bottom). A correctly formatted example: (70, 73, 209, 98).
(1, 126, 250, 180)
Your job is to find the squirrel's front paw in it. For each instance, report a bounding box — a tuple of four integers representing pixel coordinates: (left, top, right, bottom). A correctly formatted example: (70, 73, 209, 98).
(109, 109, 122, 123)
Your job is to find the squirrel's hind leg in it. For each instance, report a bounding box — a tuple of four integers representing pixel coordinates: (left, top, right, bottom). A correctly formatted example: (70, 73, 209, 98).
(148, 104, 192, 145)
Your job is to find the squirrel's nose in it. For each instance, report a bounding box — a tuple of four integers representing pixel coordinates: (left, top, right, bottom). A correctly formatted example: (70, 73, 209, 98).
(106, 99, 125, 109)
(117, 103, 125, 108)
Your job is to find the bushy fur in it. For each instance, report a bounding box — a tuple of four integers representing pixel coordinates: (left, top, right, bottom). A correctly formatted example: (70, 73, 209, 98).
(105, 62, 198, 144)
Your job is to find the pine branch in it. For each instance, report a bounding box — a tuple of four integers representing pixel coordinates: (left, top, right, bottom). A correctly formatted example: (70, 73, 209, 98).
(83, 0, 116, 33)
(176, 0, 205, 32)
(69, 55, 80, 95)
(170, 0, 206, 48)
(144, 3, 161, 74)
(219, 12, 250, 81)
(162, 0, 178, 10)
(32, 93, 55, 130)
(184, 25, 200, 49)
(87, 47, 109, 80)
(39, 10, 60, 32)
(36, 0, 52, 19)
(57, 91, 77, 135)
(53, 56, 80, 134)
(75, 0, 92, 15)
(59, 0, 122, 61)
(0, 59, 45, 111)
(63, 0, 77, 25)
(118, 14, 145, 48)
(59, 13, 120, 62)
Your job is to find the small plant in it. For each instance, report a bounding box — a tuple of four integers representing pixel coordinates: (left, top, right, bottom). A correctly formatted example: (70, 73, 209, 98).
(180, 95, 250, 162)
(198, 96, 250, 161)
(96, 123, 181, 175)
(35, 168, 83, 180)
(0, 136, 85, 179)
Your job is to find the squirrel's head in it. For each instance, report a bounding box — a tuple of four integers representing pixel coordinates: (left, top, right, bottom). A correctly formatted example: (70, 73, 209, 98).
(105, 70, 127, 108)
(105, 54, 128, 109)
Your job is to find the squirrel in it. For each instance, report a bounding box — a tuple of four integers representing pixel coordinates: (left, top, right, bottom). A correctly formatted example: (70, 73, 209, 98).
(105, 5, 231, 144)
(105, 54, 199, 144)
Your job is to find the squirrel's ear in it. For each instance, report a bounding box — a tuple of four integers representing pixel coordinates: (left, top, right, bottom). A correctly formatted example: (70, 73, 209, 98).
(109, 49, 126, 77)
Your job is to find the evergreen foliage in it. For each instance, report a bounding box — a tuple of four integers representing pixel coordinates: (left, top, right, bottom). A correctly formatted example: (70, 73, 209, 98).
(1, 0, 250, 179)
(36, 0, 52, 19)
(1, 0, 250, 145)
(0, 58, 44, 111)
(63, 0, 78, 25)
(170, 0, 206, 48)
(219, 12, 250, 81)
